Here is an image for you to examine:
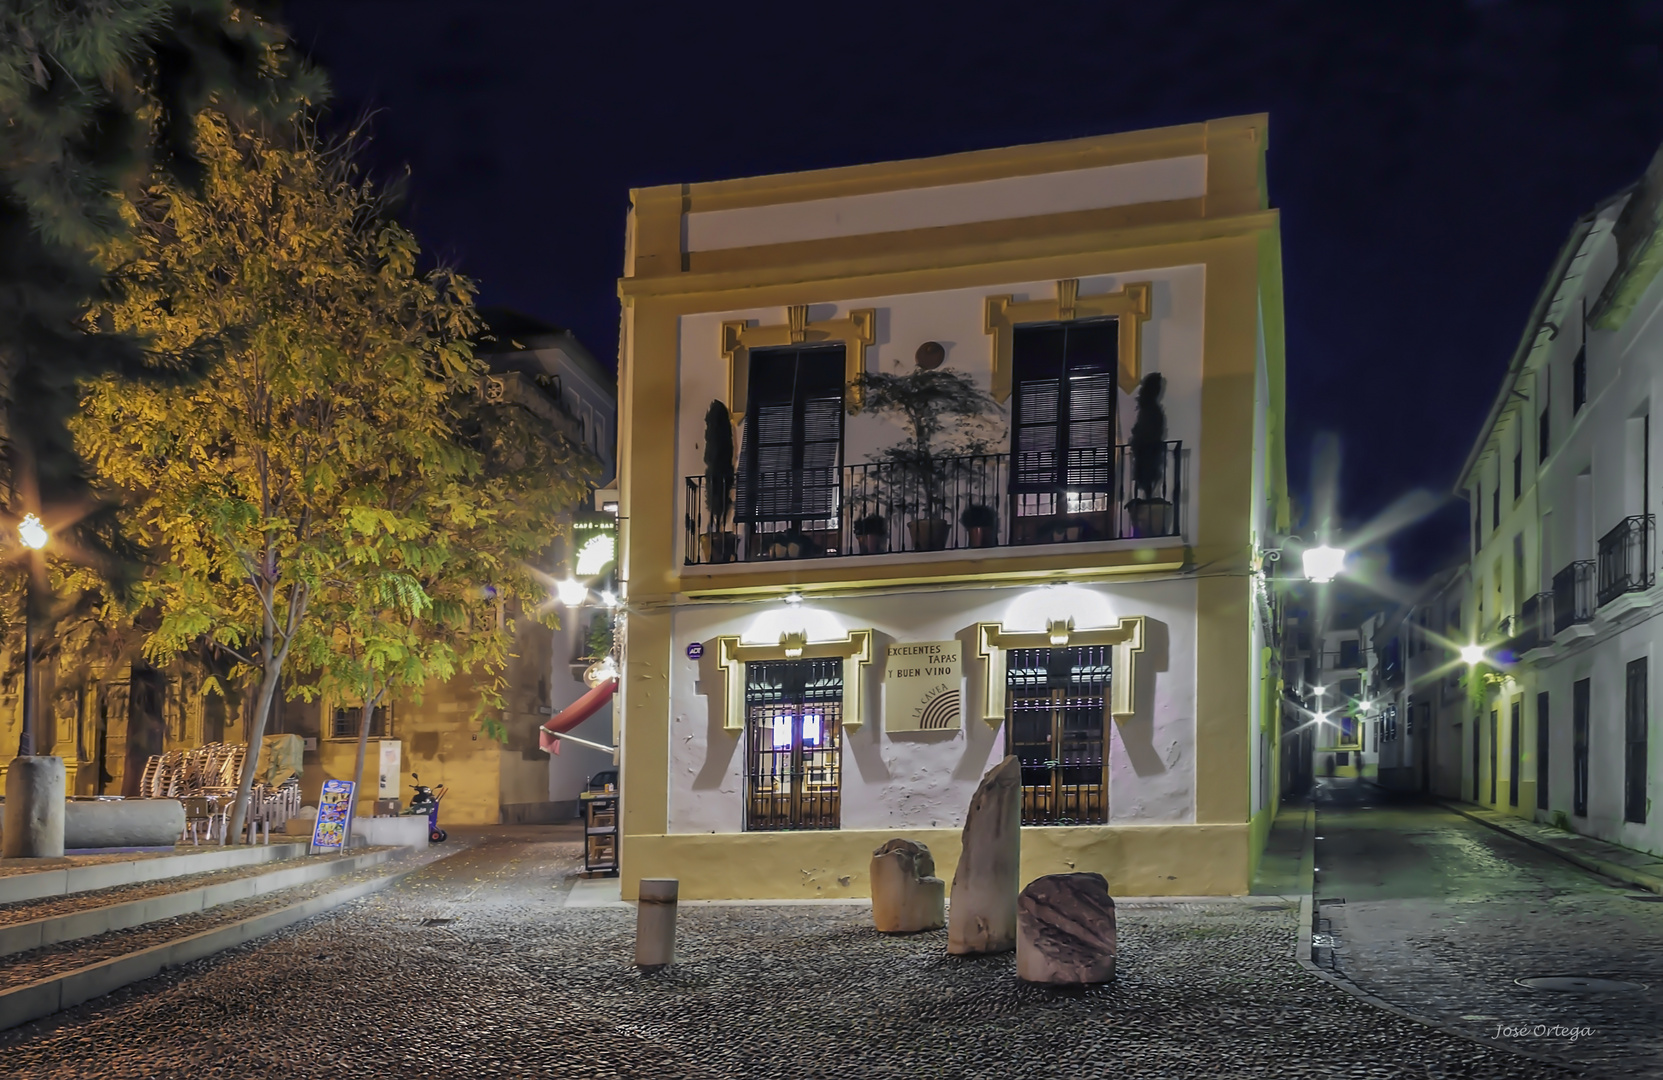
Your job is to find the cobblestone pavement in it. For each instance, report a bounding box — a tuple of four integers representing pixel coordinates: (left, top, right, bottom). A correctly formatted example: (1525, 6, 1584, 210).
(0, 824, 1582, 1080)
(1315, 780, 1663, 1076)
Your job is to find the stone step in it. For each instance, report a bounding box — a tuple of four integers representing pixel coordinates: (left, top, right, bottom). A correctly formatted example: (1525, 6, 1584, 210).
(0, 841, 312, 906)
(0, 845, 440, 1032)
(0, 846, 398, 958)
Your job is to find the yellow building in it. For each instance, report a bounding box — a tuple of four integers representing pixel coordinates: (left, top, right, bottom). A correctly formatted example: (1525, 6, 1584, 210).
(613, 116, 1290, 900)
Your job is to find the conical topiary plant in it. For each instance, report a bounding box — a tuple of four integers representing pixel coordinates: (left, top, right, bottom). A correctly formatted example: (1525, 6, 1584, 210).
(701, 400, 736, 560)
(1127, 373, 1172, 536)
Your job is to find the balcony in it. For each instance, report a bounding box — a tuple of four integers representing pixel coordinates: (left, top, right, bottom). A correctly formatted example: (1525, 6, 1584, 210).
(684, 442, 1182, 565)
(1512, 591, 1553, 655)
(1597, 514, 1655, 607)
(1552, 560, 1595, 634)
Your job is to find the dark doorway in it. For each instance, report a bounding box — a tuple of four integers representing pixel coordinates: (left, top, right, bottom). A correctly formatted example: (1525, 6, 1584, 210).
(120, 664, 168, 797)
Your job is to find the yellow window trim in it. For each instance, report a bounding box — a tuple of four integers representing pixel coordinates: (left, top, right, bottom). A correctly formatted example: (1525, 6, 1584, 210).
(719, 306, 876, 423)
(974, 615, 1146, 729)
(713, 629, 875, 732)
(983, 280, 1151, 401)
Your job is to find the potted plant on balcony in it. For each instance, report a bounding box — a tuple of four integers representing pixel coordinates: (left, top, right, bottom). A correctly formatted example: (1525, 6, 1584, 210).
(856, 361, 997, 553)
(1125, 373, 1173, 538)
(700, 400, 737, 562)
(961, 503, 999, 548)
(853, 512, 888, 555)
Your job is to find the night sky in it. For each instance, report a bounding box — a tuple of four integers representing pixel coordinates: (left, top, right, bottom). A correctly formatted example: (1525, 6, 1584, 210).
(283, 0, 1663, 583)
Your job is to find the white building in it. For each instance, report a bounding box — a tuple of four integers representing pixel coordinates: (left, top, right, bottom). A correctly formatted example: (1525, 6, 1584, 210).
(1455, 140, 1663, 849)
(613, 116, 1291, 899)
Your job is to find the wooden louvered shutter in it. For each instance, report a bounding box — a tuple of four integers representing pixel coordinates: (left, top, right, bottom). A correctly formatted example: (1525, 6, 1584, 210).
(1066, 371, 1115, 497)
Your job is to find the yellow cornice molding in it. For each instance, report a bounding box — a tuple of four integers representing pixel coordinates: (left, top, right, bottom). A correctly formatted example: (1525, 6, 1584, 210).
(974, 615, 1146, 729)
(719, 307, 876, 422)
(984, 280, 1151, 400)
(713, 629, 875, 731)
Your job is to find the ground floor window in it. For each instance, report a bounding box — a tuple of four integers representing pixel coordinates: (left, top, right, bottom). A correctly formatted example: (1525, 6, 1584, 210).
(1626, 658, 1648, 824)
(744, 658, 842, 831)
(1488, 708, 1498, 805)
(1573, 678, 1590, 817)
(1004, 645, 1110, 825)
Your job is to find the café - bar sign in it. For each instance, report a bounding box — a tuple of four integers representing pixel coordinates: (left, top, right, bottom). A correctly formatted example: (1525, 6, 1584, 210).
(885, 641, 962, 732)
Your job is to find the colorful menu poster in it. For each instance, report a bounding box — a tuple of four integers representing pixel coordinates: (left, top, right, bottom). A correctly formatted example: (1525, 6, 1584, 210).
(311, 778, 355, 852)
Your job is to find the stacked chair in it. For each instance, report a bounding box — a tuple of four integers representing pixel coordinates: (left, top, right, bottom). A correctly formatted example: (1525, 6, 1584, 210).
(142, 742, 300, 844)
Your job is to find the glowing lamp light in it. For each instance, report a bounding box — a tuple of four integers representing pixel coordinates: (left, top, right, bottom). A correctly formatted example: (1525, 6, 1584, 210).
(17, 514, 46, 551)
(574, 533, 616, 576)
(1460, 644, 1487, 666)
(1313, 685, 1326, 698)
(1316, 711, 1330, 725)
(599, 590, 619, 609)
(555, 577, 588, 607)
(1301, 545, 1347, 583)
(783, 592, 804, 606)
(583, 655, 619, 688)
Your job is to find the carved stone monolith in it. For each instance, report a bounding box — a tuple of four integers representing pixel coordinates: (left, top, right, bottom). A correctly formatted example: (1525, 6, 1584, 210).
(947, 755, 1022, 955)
(1016, 872, 1117, 984)
(870, 838, 945, 932)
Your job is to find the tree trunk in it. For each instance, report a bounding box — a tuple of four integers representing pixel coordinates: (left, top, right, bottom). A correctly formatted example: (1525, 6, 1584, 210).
(350, 688, 384, 818)
(225, 642, 282, 843)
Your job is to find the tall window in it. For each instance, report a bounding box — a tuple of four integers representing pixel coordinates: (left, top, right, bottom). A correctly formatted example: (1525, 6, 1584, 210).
(1339, 640, 1360, 669)
(1472, 719, 1481, 801)
(743, 658, 842, 831)
(1513, 534, 1526, 617)
(1572, 343, 1587, 414)
(1626, 657, 1648, 824)
(1492, 484, 1500, 534)
(737, 346, 845, 549)
(1539, 404, 1550, 464)
(1005, 645, 1111, 825)
(1573, 678, 1591, 817)
(1010, 320, 1121, 533)
(1508, 699, 1521, 807)
(1536, 691, 1550, 811)
(1513, 449, 1522, 501)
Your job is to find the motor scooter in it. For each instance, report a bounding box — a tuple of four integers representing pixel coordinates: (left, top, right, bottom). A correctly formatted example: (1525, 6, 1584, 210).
(403, 773, 449, 842)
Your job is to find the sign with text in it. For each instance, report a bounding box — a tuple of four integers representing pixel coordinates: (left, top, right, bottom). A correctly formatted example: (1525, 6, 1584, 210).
(311, 778, 356, 852)
(884, 641, 962, 732)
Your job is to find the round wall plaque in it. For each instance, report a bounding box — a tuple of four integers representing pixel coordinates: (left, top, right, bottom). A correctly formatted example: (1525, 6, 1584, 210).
(686, 642, 704, 660)
(915, 341, 945, 370)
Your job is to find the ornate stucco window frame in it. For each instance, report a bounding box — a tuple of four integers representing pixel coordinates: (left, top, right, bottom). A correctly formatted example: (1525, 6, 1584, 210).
(983, 280, 1151, 402)
(719, 306, 876, 422)
(974, 616, 1146, 730)
(712, 629, 875, 732)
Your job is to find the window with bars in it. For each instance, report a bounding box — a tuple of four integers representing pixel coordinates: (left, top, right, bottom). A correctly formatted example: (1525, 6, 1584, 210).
(1573, 677, 1590, 817)
(743, 658, 842, 831)
(331, 704, 390, 740)
(735, 346, 845, 543)
(1626, 658, 1648, 824)
(1004, 645, 1111, 826)
(1009, 320, 1119, 522)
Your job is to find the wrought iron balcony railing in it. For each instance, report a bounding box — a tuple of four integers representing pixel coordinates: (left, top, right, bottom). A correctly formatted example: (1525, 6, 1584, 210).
(1552, 560, 1595, 633)
(1597, 514, 1656, 607)
(1512, 591, 1553, 654)
(684, 442, 1182, 565)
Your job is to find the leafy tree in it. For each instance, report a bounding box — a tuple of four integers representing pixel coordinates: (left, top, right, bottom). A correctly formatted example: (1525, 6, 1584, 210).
(0, 0, 320, 528)
(855, 368, 998, 519)
(75, 112, 526, 840)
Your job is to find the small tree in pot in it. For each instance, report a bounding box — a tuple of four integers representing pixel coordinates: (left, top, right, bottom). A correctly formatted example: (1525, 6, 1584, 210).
(855, 364, 997, 552)
(700, 401, 738, 562)
(1126, 373, 1173, 538)
(960, 503, 999, 548)
(853, 512, 888, 555)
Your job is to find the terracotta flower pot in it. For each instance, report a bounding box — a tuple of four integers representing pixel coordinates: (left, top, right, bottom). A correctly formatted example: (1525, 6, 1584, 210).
(907, 518, 951, 551)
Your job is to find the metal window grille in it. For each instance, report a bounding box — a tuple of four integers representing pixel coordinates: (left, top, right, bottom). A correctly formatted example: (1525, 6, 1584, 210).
(1573, 678, 1590, 817)
(1626, 658, 1648, 824)
(1004, 646, 1111, 826)
(332, 705, 389, 740)
(743, 658, 842, 831)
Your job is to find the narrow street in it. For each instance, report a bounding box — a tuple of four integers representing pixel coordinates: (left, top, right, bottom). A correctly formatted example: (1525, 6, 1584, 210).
(1315, 780, 1663, 1074)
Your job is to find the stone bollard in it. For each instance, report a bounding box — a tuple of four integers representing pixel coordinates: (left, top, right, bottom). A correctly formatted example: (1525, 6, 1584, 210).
(870, 838, 946, 933)
(2, 756, 66, 859)
(635, 877, 679, 969)
(1016, 872, 1117, 984)
(948, 755, 1022, 955)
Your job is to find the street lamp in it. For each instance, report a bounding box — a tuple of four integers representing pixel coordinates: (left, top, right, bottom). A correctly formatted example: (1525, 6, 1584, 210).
(1301, 544, 1347, 584)
(17, 514, 46, 757)
(555, 576, 588, 607)
(1460, 644, 1486, 665)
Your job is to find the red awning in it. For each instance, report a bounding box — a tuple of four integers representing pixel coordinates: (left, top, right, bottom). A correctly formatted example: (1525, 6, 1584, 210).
(539, 678, 617, 755)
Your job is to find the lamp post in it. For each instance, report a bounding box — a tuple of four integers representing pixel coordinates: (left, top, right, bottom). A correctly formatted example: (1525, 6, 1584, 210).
(17, 513, 46, 757)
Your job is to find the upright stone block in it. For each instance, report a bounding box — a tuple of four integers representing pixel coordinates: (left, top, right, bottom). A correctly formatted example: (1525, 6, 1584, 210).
(1016, 872, 1117, 984)
(635, 877, 678, 969)
(870, 838, 945, 933)
(948, 755, 1022, 955)
(2, 756, 66, 859)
